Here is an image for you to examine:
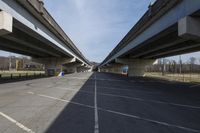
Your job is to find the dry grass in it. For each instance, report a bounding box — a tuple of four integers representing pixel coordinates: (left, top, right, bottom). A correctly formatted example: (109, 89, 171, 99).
(0, 71, 45, 78)
(146, 72, 200, 83)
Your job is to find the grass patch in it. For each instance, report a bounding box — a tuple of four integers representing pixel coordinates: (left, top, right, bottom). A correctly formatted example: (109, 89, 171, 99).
(146, 72, 200, 83)
(0, 71, 45, 78)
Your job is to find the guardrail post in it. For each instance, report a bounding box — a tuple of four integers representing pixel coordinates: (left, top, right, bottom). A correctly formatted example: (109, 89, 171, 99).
(19, 74, 21, 78)
(11, 74, 13, 79)
(26, 73, 28, 78)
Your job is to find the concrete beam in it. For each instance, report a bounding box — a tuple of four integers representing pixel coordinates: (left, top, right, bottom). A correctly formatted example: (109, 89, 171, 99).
(179, 16, 200, 40)
(0, 11, 13, 36)
(0, 38, 47, 57)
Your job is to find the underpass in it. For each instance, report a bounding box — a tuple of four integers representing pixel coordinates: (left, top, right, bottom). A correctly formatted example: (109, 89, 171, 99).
(0, 72, 200, 133)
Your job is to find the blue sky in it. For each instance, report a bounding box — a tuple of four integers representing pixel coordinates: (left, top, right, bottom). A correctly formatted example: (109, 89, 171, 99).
(0, 0, 199, 63)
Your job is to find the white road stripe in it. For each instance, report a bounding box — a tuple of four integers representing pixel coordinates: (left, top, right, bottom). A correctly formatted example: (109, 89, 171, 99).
(94, 73, 99, 133)
(190, 84, 200, 88)
(57, 87, 200, 110)
(97, 86, 161, 94)
(66, 77, 127, 82)
(0, 112, 35, 133)
(28, 92, 200, 133)
(27, 91, 34, 94)
(37, 94, 94, 109)
(97, 93, 200, 110)
(97, 108, 200, 133)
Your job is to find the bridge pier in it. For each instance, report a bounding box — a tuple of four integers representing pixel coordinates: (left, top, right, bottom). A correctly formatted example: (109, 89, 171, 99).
(107, 64, 124, 74)
(63, 62, 84, 74)
(99, 64, 124, 74)
(32, 58, 78, 76)
(77, 66, 90, 72)
(116, 58, 155, 77)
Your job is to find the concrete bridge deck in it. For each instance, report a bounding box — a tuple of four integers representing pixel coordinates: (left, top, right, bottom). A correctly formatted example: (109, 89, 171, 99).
(0, 72, 200, 133)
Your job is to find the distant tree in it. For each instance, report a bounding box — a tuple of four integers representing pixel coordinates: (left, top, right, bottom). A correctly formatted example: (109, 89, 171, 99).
(190, 57, 197, 73)
(190, 57, 196, 65)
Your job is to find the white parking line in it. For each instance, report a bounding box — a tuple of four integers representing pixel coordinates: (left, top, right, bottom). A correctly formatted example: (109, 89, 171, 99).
(27, 92, 200, 133)
(98, 93, 200, 110)
(97, 108, 200, 133)
(97, 86, 161, 94)
(65, 77, 128, 82)
(94, 73, 99, 133)
(57, 87, 200, 110)
(190, 84, 200, 88)
(0, 112, 35, 133)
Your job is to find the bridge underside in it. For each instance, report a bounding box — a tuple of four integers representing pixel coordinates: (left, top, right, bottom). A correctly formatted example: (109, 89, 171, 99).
(119, 23, 200, 60)
(0, 20, 72, 58)
(100, 7, 200, 77)
(0, 0, 91, 76)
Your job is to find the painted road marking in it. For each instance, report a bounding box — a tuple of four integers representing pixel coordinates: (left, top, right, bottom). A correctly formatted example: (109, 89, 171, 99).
(65, 77, 128, 82)
(57, 87, 200, 110)
(27, 92, 200, 133)
(190, 84, 200, 88)
(94, 73, 99, 133)
(97, 108, 200, 133)
(0, 112, 35, 133)
(98, 93, 200, 110)
(97, 86, 161, 94)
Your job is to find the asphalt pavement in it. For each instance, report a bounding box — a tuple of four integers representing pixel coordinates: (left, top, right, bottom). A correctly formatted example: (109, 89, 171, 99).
(0, 72, 200, 133)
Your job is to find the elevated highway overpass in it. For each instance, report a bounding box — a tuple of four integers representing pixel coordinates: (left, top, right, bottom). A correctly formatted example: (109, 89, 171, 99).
(0, 0, 91, 76)
(99, 0, 200, 77)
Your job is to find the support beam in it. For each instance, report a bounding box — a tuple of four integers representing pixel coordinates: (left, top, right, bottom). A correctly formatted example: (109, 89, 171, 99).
(0, 11, 13, 36)
(116, 58, 155, 77)
(179, 16, 200, 40)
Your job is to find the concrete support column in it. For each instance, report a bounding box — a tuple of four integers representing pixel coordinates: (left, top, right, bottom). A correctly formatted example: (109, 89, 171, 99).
(0, 11, 13, 36)
(116, 58, 155, 77)
(33, 58, 63, 76)
(100, 67, 109, 72)
(63, 63, 83, 74)
(77, 66, 90, 72)
(32, 57, 76, 76)
(108, 64, 124, 74)
(45, 61, 63, 76)
(100, 64, 124, 74)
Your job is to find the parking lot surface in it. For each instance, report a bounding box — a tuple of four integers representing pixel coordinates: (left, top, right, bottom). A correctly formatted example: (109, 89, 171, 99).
(0, 72, 200, 133)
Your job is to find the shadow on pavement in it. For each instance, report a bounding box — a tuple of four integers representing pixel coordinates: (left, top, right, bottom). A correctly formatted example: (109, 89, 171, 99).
(44, 73, 95, 133)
